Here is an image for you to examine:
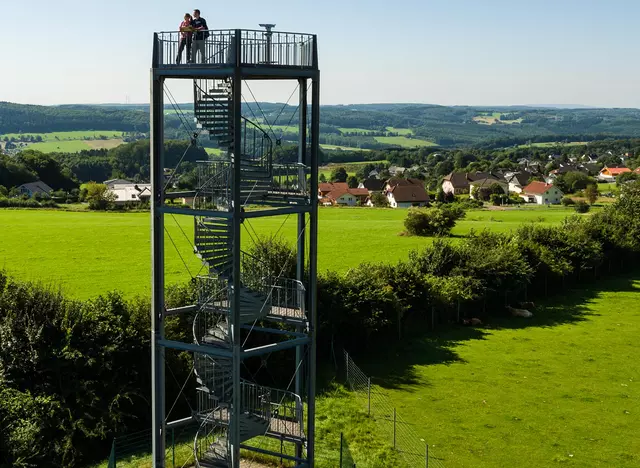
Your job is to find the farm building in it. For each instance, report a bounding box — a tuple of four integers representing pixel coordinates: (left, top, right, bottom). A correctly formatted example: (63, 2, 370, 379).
(386, 184, 429, 208)
(598, 166, 631, 182)
(520, 181, 563, 205)
(18, 181, 53, 197)
(109, 183, 151, 204)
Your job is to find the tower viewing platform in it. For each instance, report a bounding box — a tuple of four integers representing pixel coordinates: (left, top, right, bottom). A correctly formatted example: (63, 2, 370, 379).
(153, 28, 318, 78)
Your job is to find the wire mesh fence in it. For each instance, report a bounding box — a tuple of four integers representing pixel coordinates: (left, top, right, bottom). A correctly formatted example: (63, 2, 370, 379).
(345, 350, 446, 468)
(107, 423, 355, 467)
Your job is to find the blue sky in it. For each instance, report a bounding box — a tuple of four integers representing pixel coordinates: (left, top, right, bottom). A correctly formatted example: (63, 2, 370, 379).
(1, 0, 638, 107)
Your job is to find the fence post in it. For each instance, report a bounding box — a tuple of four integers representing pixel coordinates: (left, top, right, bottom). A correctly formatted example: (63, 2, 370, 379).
(339, 432, 344, 467)
(109, 438, 116, 468)
(345, 351, 349, 384)
(393, 408, 396, 449)
(172, 427, 175, 468)
(426, 443, 429, 468)
(367, 377, 371, 416)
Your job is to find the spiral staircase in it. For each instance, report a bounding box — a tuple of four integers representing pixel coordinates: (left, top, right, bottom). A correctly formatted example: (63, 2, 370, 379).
(191, 78, 308, 467)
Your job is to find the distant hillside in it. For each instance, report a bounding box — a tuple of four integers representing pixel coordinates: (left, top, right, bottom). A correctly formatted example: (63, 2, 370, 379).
(3, 101, 640, 149)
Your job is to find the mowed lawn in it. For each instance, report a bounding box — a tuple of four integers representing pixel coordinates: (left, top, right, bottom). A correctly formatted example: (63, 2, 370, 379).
(0, 206, 585, 299)
(361, 274, 640, 467)
(1, 130, 126, 153)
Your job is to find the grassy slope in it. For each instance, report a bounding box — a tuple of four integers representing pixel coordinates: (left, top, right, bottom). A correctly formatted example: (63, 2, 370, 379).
(359, 274, 640, 467)
(0, 206, 587, 300)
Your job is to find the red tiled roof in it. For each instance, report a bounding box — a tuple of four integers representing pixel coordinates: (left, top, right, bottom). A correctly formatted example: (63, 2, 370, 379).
(602, 167, 631, 175)
(522, 181, 556, 195)
(319, 182, 348, 194)
(325, 187, 369, 201)
(389, 184, 429, 203)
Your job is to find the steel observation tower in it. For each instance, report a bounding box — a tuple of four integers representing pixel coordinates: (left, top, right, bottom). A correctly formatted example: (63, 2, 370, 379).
(149, 25, 319, 468)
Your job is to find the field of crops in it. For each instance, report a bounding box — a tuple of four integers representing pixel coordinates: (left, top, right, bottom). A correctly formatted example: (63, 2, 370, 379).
(0, 206, 588, 300)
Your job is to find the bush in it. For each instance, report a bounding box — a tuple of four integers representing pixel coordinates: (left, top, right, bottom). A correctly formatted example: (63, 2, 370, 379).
(561, 196, 575, 206)
(0, 197, 59, 209)
(490, 193, 510, 206)
(574, 201, 590, 213)
(404, 206, 464, 237)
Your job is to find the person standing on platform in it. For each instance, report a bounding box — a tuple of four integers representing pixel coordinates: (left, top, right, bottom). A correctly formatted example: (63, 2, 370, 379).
(176, 13, 193, 64)
(191, 9, 209, 63)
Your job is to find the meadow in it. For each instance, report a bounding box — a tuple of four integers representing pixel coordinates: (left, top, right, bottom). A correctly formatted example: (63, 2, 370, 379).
(373, 135, 437, 147)
(1, 130, 126, 153)
(0, 206, 589, 300)
(357, 273, 640, 467)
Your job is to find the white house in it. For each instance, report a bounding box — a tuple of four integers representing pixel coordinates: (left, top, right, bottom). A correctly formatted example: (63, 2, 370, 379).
(520, 181, 563, 205)
(597, 166, 631, 182)
(109, 183, 151, 204)
(386, 184, 429, 208)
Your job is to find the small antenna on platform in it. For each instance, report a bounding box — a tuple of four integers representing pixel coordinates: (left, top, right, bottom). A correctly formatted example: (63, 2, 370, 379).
(259, 24, 276, 64)
(259, 23, 276, 34)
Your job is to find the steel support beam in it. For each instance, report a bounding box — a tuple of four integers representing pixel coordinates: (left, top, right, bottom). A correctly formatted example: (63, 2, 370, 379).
(230, 29, 243, 468)
(242, 337, 310, 359)
(295, 77, 308, 461)
(160, 204, 311, 219)
(307, 47, 320, 466)
(150, 48, 166, 468)
(165, 304, 197, 316)
(158, 339, 233, 358)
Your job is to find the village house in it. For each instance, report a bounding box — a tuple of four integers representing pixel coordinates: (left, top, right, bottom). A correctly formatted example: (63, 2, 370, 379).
(358, 178, 385, 193)
(386, 184, 429, 208)
(598, 166, 631, 182)
(318, 182, 348, 198)
(520, 181, 563, 205)
(18, 181, 54, 198)
(469, 178, 508, 199)
(385, 177, 424, 191)
(320, 186, 369, 206)
(104, 178, 133, 189)
(441, 171, 502, 195)
(505, 172, 532, 194)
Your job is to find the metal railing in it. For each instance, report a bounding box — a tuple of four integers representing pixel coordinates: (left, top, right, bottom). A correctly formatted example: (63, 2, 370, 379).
(154, 29, 316, 68)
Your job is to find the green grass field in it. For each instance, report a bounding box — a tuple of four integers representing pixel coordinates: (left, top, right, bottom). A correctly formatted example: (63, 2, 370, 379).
(357, 273, 640, 467)
(517, 141, 590, 149)
(204, 147, 225, 156)
(0, 206, 588, 300)
(385, 127, 413, 135)
(1, 130, 126, 153)
(320, 144, 372, 152)
(0, 130, 124, 141)
(373, 136, 437, 147)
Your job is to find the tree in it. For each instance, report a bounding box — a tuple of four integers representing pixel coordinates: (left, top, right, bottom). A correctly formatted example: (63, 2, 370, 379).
(574, 200, 590, 213)
(347, 175, 358, 188)
(330, 167, 348, 183)
(319, 173, 327, 183)
(84, 182, 116, 210)
(0, 185, 8, 197)
(404, 206, 465, 237)
(584, 184, 599, 205)
(370, 192, 389, 207)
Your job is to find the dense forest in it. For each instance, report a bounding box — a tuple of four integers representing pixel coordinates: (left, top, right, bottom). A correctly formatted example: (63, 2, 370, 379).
(3, 101, 640, 149)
